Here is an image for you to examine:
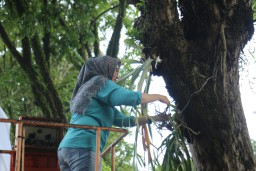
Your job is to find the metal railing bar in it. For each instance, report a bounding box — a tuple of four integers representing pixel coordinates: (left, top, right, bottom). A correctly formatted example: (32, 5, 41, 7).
(101, 131, 128, 157)
(0, 118, 128, 133)
(0, 150, 16, 154)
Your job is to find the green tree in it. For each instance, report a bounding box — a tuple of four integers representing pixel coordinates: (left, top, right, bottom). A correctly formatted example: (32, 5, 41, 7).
(0, 0, 131, 120)
(1, 0, 256, 170)
(134, 0, 256, 170)
(0, 0, 138, 170)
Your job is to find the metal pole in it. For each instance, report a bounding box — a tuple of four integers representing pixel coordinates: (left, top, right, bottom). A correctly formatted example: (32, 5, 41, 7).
(21, 127, 25, 171)
(111, 147, 115, 171)
(15, 122, 23, 171)
(95, 128, 101, 171)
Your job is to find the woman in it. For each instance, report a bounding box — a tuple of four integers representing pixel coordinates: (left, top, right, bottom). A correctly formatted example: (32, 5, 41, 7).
(58, 56, 170, 171)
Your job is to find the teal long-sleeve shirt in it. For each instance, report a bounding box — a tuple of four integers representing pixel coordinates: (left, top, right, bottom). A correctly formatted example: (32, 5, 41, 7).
(58, 80, 142, 152)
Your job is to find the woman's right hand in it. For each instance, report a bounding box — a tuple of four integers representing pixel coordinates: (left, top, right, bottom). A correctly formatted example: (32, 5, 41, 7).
(159, 95, 170, 105)
(141, 93, 170, 105)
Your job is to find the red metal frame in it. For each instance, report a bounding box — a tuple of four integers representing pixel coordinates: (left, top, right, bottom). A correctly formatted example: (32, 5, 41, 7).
(0, 117, 129, 171)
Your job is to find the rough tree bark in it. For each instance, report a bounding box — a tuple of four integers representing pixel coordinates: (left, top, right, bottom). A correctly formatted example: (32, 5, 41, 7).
(135, 0, 255, 170)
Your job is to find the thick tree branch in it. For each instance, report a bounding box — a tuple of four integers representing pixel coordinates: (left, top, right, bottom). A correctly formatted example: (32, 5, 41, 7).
(43, 31, 51, 66)
(0, 23, 24, 65)
(13, 0, 25, 15)
(43, 0, 51, 66)
(21, 36, 32, 64)
(31, 34, 48, 77)
(106, 0, 126, 57)
(31, 33, 65, 121)
(93, 5, 119, 24)
(77, 39, 87, 59)
(85, 42, 92, 58)
(93, 23, 100, 56)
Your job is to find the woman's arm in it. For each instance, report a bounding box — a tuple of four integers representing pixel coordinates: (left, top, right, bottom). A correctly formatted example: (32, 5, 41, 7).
(97, 80, 170, 106)
(141, 93, 170, 105)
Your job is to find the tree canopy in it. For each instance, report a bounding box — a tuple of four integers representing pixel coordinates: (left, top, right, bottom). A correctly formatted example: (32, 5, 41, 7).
(0, 0, 256, 170)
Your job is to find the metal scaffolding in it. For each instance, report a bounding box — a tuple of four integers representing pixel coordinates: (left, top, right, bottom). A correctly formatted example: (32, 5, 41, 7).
(0, 117, 129, 171)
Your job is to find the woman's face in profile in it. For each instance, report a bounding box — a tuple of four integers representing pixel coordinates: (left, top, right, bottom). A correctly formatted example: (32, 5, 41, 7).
(112, 68, 119, 82)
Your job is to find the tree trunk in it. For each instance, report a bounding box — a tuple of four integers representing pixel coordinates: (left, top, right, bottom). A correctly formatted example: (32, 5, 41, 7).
(135, 0, 256, 170)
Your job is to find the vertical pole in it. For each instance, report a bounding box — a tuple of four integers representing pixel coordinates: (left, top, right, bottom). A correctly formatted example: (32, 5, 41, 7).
(21, 127, 25, 171)
(95, 128, 101, 171)
(111, 147, 115, 171)
(15, 122, 23, 171)
(10, 151, 15, 171)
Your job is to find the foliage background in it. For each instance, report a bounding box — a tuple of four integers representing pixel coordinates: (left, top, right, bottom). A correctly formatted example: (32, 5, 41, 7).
(0, 0, 256, 170)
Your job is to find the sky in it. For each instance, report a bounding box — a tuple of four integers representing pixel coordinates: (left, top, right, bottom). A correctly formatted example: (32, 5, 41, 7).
(240, 35, 256, 140)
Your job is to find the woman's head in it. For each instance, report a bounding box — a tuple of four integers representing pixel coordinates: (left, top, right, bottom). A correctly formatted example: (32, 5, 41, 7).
(85, 56, 121, 81)
(70, 56, 121, 114)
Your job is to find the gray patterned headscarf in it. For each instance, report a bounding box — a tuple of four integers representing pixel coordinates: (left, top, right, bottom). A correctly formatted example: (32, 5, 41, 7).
(70, 56, 121, 114)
